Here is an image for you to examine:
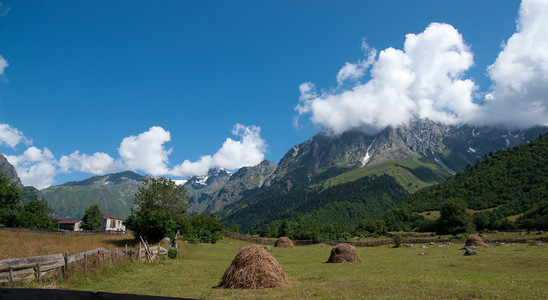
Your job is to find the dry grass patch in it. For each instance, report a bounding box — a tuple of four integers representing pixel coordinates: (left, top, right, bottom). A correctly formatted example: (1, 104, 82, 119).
(0, 229, 136, 260)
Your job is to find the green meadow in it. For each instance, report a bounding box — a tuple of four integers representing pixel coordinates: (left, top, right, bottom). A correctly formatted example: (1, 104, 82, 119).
(36, 237, 548, 299)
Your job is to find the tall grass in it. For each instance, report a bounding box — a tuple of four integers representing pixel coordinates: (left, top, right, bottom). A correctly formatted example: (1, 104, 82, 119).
(0, 229, 136, 260)
(39, 237, 548, 299)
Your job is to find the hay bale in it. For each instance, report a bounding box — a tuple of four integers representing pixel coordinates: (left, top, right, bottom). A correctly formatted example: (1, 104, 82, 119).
(326, 243, 362, 263)
(218, 244, 289, 289)
(274, 237, 295, 248)
(465, 234, 486, 247)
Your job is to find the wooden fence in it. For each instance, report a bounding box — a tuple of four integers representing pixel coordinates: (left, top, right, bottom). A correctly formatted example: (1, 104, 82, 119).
(0, 241, 168, 285)
(0, 226, 127, 236)
(221, 232, 548, 247)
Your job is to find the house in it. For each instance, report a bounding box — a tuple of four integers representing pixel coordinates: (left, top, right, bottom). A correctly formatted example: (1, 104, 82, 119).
(56, 220, 82, 231)
(103, 214, 126, 232)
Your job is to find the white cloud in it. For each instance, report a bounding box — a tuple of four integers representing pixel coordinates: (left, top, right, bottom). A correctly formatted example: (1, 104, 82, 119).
(481, 0, 548, 127)
(296, 0, 548, 133)
(296, 23, 479, 135)
(336, 41, 377, 86)
(5, 147, 57, 189)
(1, 124, 268, 188)
(118, 126, 172, 176)
(59, 151, 123, 175)
(0, 2, 10, 17)
(0, 124, 31, 148)
(0, 55, 7, 76)
(171, 124, 267, 177)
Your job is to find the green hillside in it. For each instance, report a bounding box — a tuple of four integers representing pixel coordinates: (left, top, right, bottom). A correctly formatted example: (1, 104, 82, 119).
(221, 174, 410, 233)
(41, 171, 145, 219)
(379, 133, 548, 232)
(404, 133, 548, 213)
(316, 159, 450, 193)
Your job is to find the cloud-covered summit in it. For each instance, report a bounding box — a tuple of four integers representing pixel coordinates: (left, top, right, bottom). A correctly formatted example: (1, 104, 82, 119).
(296, 0, 548, 135)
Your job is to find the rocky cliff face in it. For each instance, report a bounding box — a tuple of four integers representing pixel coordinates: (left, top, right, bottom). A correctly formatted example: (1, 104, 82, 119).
(271, 118, 547, 186)
(0, 153, 23, 187)
(206, 160, 278, 213)
(0, 153, 43, 201)
(184, 168, 233, 214)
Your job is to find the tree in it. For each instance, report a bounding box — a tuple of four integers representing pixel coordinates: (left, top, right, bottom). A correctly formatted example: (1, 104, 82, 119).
(0, 175, 23, 227)
(179, 214, 223, 243)
(125, 176, 190, 242)
(81, 204, 104, 230)
(437, 198, 475, 235)
(18, 200, 54, 229)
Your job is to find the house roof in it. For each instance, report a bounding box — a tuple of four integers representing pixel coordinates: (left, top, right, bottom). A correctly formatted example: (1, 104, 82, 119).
(103, 214, 124, 221)
(57, 220, 81, 224)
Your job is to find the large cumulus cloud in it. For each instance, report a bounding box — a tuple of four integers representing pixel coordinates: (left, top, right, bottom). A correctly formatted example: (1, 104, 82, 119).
(296, 0, 548, 134)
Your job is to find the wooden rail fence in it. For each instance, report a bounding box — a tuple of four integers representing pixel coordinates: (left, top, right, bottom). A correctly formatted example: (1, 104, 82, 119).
(221, 232, 548, 247)
(0, 241, 168, 285)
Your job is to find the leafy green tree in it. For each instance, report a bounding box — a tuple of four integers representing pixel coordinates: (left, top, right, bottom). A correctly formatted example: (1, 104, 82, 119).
(180, 214, 223, 243)
(228, 221, 239, 233)
(18, 200, 54, 229)
(437, 198, 475, 235)
(0, 175, 23, 227)
(125, 176, 190, 242)
(516, 201, 548, 230)
(81, 204, 104, 230)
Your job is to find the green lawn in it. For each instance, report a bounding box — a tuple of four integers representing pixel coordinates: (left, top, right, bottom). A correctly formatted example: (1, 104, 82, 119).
(41, 237, 547, 299)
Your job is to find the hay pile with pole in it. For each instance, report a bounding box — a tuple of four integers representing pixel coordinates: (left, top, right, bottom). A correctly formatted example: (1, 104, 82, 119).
(274, 237, 295, 248)
(465, 234, 486, 247)
(326, 243, 362, 263)
(218, 244, 289, 289)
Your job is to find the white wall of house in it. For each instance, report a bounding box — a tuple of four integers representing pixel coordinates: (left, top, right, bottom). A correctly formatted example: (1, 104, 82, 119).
(103, 218, 126, 232)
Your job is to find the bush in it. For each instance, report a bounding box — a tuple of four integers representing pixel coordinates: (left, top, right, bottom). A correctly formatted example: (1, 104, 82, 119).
(179, 214, 223, 244)
(393, 235, 404, 248)
(125, 209, 176, 243)
(437, 198, 475, 235)
(168, 248, 178, 259)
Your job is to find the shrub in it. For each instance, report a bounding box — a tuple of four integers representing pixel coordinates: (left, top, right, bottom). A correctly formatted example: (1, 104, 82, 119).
(168, 248, 178, 259)
(393, 235, 404, 248)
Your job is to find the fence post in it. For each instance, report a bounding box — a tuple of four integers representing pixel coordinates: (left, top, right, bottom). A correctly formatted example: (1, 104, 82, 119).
(138, 241, 142, 260)
(116, 248, 120, 263)
(84, 251, 88, 274)
(35, 263, 41, 279)
(64, 251, 69, 278)
(8, 267, 14, 285)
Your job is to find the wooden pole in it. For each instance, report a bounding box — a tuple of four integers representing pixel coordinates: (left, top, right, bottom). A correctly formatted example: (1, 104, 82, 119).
(8, 267, 14, 285)
(115, 248, 119, 263)
(138, 241, 142, 260)
(84, 251, 88, 274)
(125, 244, 128, 262)
(64, 251, 69, 278)
(36, 263, 41, 279)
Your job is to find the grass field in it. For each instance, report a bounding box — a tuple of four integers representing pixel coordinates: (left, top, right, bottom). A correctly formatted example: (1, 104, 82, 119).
(25, 236, 548, 299)
(0, 229, 137, 260)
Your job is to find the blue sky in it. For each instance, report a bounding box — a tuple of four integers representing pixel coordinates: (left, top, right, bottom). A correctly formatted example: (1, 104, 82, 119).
(0, 0, 547, 189)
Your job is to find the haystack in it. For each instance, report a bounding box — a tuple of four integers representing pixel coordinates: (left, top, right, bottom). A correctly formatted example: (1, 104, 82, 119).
(274, 237, 295, 248)
(218, 244, 289, 289)
(326, 243, 362, 263)
(465, 234, 486, 247)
